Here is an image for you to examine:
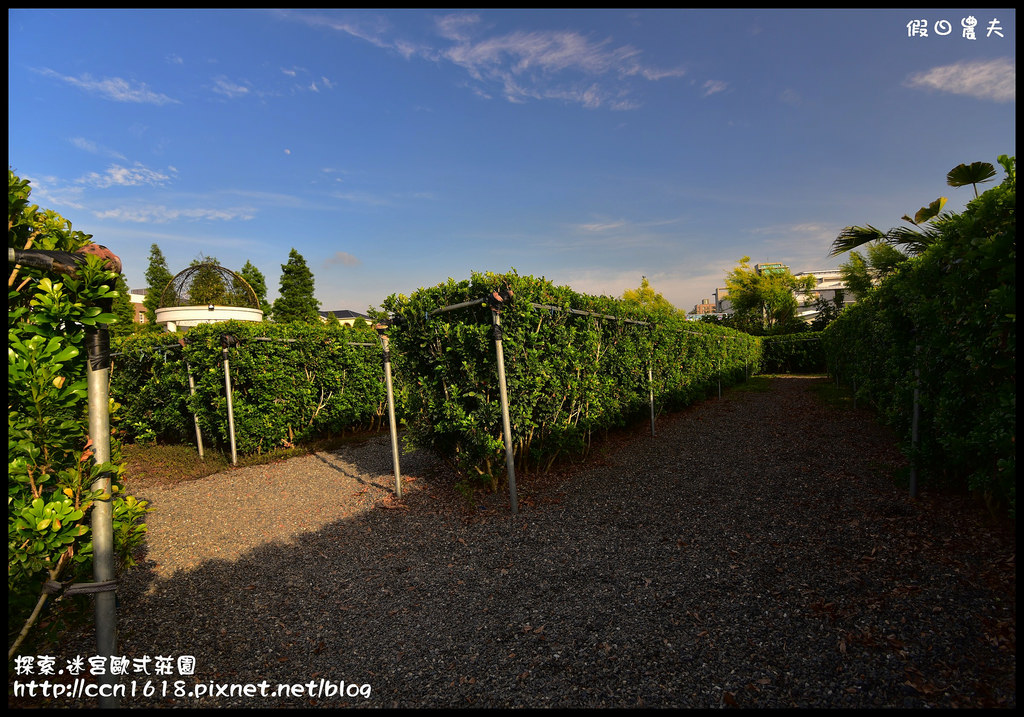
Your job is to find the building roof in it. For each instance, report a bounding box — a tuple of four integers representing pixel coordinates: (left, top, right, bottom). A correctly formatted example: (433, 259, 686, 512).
(318, 309, 370, 320)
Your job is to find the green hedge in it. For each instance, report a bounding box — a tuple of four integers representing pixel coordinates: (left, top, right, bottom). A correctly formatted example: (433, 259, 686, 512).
(9, 171, 149, 655)
(760, 332, 826, 374)
(822, 163, 1015, 514)
(382, 271, 761, 483)
(111, 321, 387, 454)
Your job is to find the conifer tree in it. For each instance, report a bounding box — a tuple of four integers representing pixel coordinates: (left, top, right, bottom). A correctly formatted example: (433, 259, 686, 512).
(142, 243, 174, 327)
(111, 273, 138, 337)
(272, 248, 320, 323)
(187, 254, 227, 306)
(239, 260, 272, 318)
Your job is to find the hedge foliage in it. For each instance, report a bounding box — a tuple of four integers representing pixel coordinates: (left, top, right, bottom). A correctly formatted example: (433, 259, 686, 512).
(382, 271, 762, 486)
(760, 333, 826, 374)
(9, 171, 149, 654)
(110, 321, 387, 454)
(822, 159, 1015, 514)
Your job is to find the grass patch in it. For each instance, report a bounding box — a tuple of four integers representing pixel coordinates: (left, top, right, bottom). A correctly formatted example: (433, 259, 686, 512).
(120, 430, 383, 490)
(726, 375, 774, 393)
(808, 378, 857, 410)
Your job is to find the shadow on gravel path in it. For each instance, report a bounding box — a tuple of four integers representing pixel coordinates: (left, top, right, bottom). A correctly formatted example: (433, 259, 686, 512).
(17, 376, 1015, 709)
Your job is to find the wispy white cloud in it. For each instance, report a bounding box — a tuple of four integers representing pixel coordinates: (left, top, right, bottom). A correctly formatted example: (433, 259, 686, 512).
(78, 163, 177, 188)
(210, 76, 251, 98)
(325, 251, 361, 267)
(93, 205, 256, 223)
(69, 137, 126, 160)
(331, 190, 393, 206)
(283, 11, 416, 57)
(549, 264, 722, 310)
(577, 219, 628, 232)
(701, 80, 728, 97)
(435, 14, 685, 109)
(33, 68, 179, 104)
(747, 222, 843, 267)
(779, 88, 803, 106)
(572, 215, 682, 234)
(905, 57, 1015, 103)
(279, 66, 335, 94)
(277, 10, 686, 110)
(21, 174, 88, 211)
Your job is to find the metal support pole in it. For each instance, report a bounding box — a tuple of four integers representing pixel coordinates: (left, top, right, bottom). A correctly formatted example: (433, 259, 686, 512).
(9, 246, 123, 707)
(430, 297, 488, 315)
(379, 333, 402, 498)
(909, 344, 920, 499)
(85, 321, 118, 708)
(222, 346, 237, 466)
(490, 309, 519, 515)
(186, 363, 204, 459)
(648, 363, 655, 437)
(718, 340, 722, 399)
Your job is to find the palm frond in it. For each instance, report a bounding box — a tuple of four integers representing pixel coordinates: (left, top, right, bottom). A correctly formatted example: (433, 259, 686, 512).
(947, 162, 997, 190)
(829, 225, 886, 257)
(885, 226, 940, 255)
(901, 197, 947, 226)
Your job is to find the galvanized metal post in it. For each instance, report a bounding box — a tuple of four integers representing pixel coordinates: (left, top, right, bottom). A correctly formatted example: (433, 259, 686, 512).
(909, 344, 920, 499)
(378, 332, 402, 498)
(222, 342, 237, 466)
(185, 362, 204, 459)
(718, 338, 723, 399)
(8, 247, 122, 706)
(648, 363, 655, 436)
(490, 308, 519, 515)
(85, 319, 118, 708)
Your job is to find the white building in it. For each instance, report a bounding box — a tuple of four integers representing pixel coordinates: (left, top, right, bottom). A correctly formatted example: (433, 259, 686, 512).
(792, 269, 854, 323)
(705, 268, 853, 324)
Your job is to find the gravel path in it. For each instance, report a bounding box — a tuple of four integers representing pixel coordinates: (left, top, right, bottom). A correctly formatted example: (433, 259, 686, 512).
(30, 376, 1015, 708)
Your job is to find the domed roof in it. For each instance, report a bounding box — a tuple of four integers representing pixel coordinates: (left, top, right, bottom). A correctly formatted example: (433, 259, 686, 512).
(159, 263, 259, 309)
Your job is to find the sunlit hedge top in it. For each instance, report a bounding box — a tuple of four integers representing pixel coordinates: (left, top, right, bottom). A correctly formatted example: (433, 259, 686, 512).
(380, 270, 760, 479)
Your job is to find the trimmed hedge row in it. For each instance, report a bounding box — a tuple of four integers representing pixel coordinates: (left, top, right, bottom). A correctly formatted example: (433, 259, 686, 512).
(382, 271, 762, 484)
(760, 333, 826, 374)
(822, 164, 1015, 514)
(110, 321, 387, 454)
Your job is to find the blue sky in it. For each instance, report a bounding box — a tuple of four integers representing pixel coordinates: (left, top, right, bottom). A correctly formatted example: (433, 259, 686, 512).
(8, 9, 1016, 314)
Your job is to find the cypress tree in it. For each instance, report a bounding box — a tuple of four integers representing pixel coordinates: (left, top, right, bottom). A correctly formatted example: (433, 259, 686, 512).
(272, 248, 320, 323)
(187, 254, 227, 306)
(111, 273, 138, 337)
(239, 260, 272, 317)
(142, 243, 174, 327)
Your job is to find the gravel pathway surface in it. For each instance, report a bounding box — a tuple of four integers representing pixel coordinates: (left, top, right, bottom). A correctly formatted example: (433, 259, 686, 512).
(28, 376, 1015, 708)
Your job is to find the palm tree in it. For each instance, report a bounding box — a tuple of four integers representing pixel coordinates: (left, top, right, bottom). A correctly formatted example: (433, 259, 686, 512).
(946, 161, 996, 198)
(828, 197, 947, 257)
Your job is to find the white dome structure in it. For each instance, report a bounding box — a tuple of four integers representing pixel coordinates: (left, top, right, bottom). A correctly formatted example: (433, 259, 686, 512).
(154, 263, 263, 332)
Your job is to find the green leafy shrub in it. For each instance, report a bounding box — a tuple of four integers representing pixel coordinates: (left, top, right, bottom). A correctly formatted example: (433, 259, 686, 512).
(382, 271, 761, 486)
(110, 321, 388, 454)
(823, 157, 1015, 514)
(8, 170, 150, 655)
(761, 333, 826, 374)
